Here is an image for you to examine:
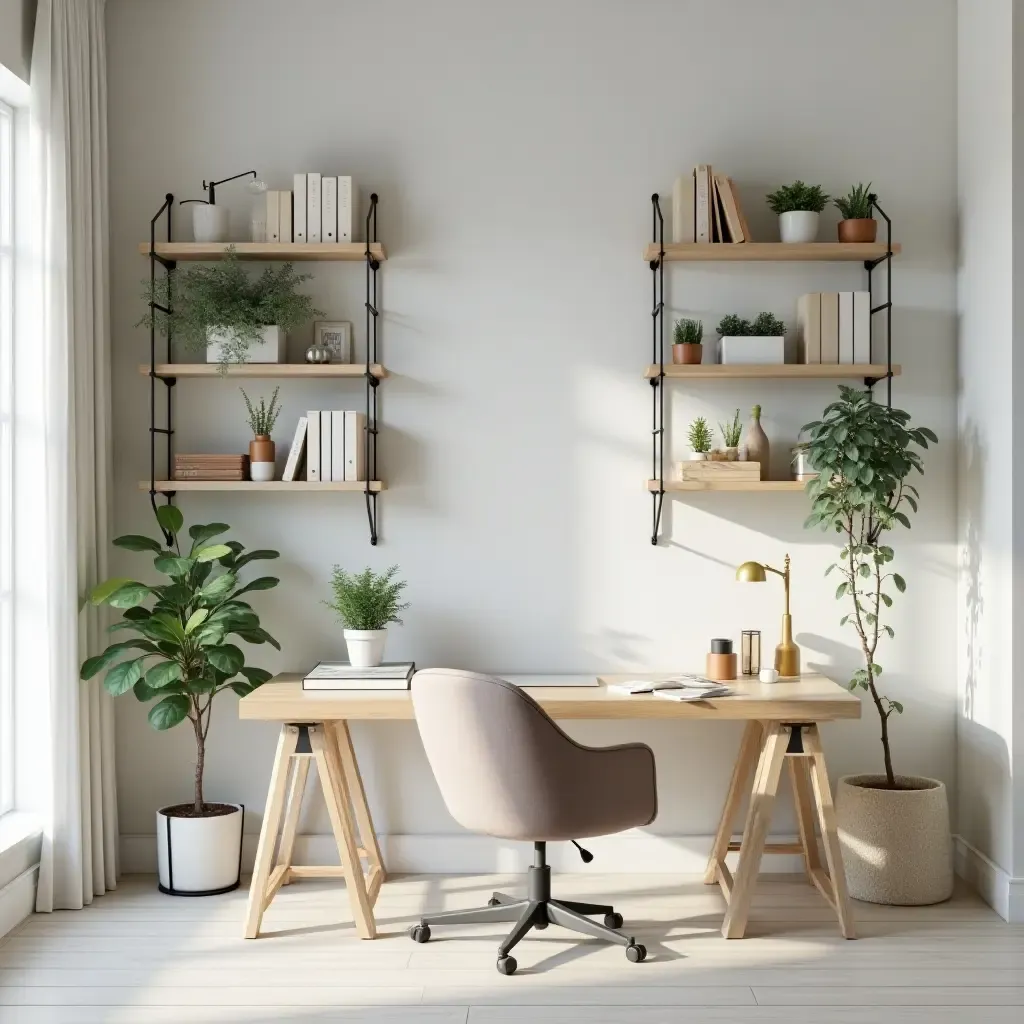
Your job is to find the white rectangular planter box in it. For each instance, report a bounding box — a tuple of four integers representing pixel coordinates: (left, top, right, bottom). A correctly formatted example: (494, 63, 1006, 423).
(719, 336, 785, 365)
(207, 325, 286, 364)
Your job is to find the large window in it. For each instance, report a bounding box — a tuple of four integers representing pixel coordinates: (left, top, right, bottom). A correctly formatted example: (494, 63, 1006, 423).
(0, 98, 13, 815)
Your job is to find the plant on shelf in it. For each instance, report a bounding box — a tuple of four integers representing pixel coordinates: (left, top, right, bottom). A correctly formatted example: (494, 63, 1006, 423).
(750, 312, 786, 337)
(241, 386, 282, 481)
(718, 408, 743, 454)
(672, 318, 704, 365)
(765, 180, 830, 243)
(139, 248, 323, 369)
(716, 313, 751, 337)
(834, 182, 877, 243)
(80, 506, 280, 894)
(802, 386, 948, 906)
(325, 565, 409, 669)
(687, 416, 713, 460)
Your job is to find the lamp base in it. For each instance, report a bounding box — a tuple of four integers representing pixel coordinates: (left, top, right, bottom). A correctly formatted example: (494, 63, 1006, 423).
(775, 642, 800, 678)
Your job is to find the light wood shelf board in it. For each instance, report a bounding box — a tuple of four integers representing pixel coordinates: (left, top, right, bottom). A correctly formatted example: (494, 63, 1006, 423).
(138, 363, 387, 379)
(140, 480, 386, 493)
(648, 479, 808, 493)
(645, 363, 900, 381)
(138, 242, 386, 262)
(642, 241, 900, 263)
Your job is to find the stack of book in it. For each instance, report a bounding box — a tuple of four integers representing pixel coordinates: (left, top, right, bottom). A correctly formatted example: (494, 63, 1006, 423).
(797, 292, 872, 364)
(672, 165, 752, 244)
(261, 174, 357, 244)
(302, 662, 415, 691)
(173, 454, 248, 481)
(282, 410, 367, 483)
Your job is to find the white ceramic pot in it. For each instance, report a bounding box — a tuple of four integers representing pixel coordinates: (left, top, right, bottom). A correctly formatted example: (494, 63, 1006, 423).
(192, 204, 229, 243)
(207, 325, 286, 364)
(344, 628, 388, 668)
(836, 775, 953, 906)
(688, 452, 709, 461)
(779, 210, 819, 243)
(156, 802, 243, 895)
(720, 336, 786, 365)
(250, 461, 275, 482)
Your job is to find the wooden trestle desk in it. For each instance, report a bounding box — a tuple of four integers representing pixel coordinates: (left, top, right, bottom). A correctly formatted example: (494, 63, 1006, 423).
(238, 672, 860, 941)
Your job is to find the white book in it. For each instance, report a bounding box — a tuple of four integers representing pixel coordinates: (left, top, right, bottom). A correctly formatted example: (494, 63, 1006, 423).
(853, 290, 871, 363)
(672, 173, 695, 244)
(839, 291, 854, 364)
(281, 416, 308, 482)
(344, 410, 366, 482)
(338, 176, 354, 242)
(695, 165, 711, 243)
(306, 410, 321, 482)
(303, 663, 415, 691)
(322, 176, 338, 243)
(307, 172, 322, 243)
(797, 293, 821, 364)
(331, 410, 345, 481)
(293, 173, 307, 243)
(307, 661, 415, 680)
(320, 409, 332, 482)
(266, 190, 281, 243)
(279, 190, 292, 243)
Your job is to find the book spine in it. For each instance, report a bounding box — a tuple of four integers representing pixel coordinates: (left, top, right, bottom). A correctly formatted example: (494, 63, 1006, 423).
(307, 173, 322, 243)
(266, 190, 280, 243)
(853, 290, 871, 363)
(293, 174, 307, 243)
(671, 174, 694, 244)
(279, 190, 292, 243)
(344, 410, 366, 481)
(838, 291, 854, 364)
(337, 176, 353, 243)
(173, 471, 247, 480)
(820, 292, 839, 363)
(282, 415, 308, 482)
(331, 409, 345, 482)
(728, 177, 753, 242)
(322, 176, 338, 243)
(797, 293, 821, 364)
(320, 409, 333, 482)
(695, 165, 710, 243)
(306, 410, 321, 481)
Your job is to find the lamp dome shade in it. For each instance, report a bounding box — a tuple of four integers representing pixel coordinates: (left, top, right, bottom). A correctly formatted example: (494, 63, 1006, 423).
(736, 561, 767, 583)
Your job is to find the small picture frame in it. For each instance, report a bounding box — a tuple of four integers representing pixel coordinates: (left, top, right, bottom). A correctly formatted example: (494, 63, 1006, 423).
(314, 321, 352, 363)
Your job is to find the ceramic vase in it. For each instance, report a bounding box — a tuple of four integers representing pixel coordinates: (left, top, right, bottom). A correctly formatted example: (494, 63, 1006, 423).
(156, 803, 243, 895)
(838, 218, 877, 243)
(779, 210, 819, 243)
(249, 436, 275, 481)
(746, 405, 769, 480)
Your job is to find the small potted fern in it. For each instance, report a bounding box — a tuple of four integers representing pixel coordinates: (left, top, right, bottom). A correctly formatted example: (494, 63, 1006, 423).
(717, 312, 786, 365)
(241, 387, 282, 481)
(835, 182, 877, 243)
(716, 409, 743, 461)
(687, 416, 712, 461)
(765, 181, 830, 243)
(672, 318, 703, 365)
(326, 565, 409, 668)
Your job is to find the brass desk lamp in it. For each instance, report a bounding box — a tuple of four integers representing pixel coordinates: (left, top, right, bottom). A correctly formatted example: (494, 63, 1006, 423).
(736, 553, 800, 678)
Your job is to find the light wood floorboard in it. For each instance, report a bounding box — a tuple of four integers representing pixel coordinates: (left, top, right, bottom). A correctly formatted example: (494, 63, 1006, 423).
(0, 873, 1020, 1023)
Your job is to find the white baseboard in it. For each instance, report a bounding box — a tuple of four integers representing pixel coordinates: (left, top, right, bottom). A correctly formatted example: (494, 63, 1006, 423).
(0, 865, 39, 939)
(120, 830, 807, 876)
(954, 834, 1024, 922)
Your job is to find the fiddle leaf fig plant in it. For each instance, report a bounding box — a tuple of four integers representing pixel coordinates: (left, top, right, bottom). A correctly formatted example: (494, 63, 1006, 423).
(801, 386, 936, 788)
(81, 505, 281, 813)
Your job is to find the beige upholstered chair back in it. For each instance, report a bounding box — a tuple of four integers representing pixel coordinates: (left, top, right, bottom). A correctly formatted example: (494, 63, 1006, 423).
(411, 669, 657, 842)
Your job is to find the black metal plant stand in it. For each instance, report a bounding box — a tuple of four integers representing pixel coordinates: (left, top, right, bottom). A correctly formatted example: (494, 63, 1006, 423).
(646, 192, 895, 546)
(145, 192, 384, 546)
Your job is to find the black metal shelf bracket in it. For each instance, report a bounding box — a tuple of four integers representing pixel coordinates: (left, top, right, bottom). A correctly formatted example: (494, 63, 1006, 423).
(364, 193, 381, 545)
(864, 195, 894, 405)
(149, 193, 176, 545)
(650, 194, 666, 545)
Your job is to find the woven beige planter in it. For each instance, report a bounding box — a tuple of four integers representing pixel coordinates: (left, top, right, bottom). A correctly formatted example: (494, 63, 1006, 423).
(836, 775, 953, 906)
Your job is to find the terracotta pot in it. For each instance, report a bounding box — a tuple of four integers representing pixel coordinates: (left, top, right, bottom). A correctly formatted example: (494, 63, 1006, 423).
(672, 343, 703, 365)
(838, 218, 877, 243)
(249, 436, 275, 482)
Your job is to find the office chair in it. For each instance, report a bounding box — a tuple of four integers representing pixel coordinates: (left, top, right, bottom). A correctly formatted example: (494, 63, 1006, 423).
(409, 669, 658, 974)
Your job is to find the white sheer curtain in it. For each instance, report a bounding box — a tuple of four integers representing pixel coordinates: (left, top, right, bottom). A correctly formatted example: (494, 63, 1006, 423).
(22, 0, 117, 912)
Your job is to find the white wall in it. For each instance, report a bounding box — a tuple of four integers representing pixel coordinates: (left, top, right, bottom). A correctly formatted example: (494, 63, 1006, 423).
(956, 0, 1024, 921)
(106, 0, 958, 871)
(0, 0, 34, 83)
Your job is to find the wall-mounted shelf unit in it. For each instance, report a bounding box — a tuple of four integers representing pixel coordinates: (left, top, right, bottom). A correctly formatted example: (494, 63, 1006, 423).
(143, 192, 386, 544)
(645, 191, 898, 543)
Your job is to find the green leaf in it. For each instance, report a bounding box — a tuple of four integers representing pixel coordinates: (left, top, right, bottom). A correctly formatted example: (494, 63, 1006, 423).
(891, 700, 904, 714)
(883, 625, 895, 638)
(188, 523, 230, 550)
(194, 543, 233, 563)
(104, 658, 146, 696)
(144, 660, 183, 690)
(199, 572, 237, 602)
(151, 612, 186, 643)
(235, 627, 281, 650)
(230, 681, 255, 697)
(148, 694, 190, 730)
(123, 606, 152, 621)
(107, 583, 153, 609)
(233, 549, 280, 570)
(893, 573, 906, 593)
(858, 563, 870, 578)
(113, 535, 163, 553)
(89, 577, 134, 606)
(880, 592, 893, 607)
(185, 608, 210, 634)
(231, 576, 279, 599)
(824, 564, 835, 577)
(835, 582, 848, 599)
(207, 644, 244, 675)
(871, 664, 883, 675)
(133, 678, 160, 702)
(190, 676, 218, 694)
(154, 554, 194, 578)
(155, 504, 183, 538)
(240, 666, 272, 687)
(80, 641, 151, 680)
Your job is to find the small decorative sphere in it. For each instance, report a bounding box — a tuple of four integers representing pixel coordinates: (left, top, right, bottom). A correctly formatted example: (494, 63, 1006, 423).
(305, 343, 332, 364)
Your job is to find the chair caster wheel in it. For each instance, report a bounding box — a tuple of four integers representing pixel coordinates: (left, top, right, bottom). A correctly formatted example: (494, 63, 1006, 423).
(533, 918, 548, 929)
(409, 924, 431, 943)
(626, 943, 646, 963)
(487, 897, 501, 907)
(604, 912, 624, 929)
(497, 955, 517, 975)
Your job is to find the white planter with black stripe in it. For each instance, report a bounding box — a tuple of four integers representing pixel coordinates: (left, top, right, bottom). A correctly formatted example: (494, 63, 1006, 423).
(156, 803, 244, 896)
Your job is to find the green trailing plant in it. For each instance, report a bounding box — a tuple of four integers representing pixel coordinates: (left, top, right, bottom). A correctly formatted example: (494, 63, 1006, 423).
(835, 182, 874, 221)
(326, 565, 409, 631)
(801, 386, 936, 789)
(80, 507, 281, 813)
(717, 313, 785, 337)
(766, 180, 830, 214)
(139, 249, 323, 367)
(673, 318, 703, 345)
(718, 409, 743, 448)
(687, 416, 713, 454)
(241, 386, 282, 437)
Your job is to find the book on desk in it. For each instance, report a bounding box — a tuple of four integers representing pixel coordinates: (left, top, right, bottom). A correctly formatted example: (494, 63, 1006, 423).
(303, 662, 415, 690)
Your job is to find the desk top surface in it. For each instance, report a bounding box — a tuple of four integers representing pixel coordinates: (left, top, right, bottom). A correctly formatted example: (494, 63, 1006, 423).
(238, 673, 861, 722)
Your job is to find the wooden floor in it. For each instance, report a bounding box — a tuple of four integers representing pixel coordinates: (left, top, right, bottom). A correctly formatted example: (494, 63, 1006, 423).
(1, 872, 1021, 1023)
